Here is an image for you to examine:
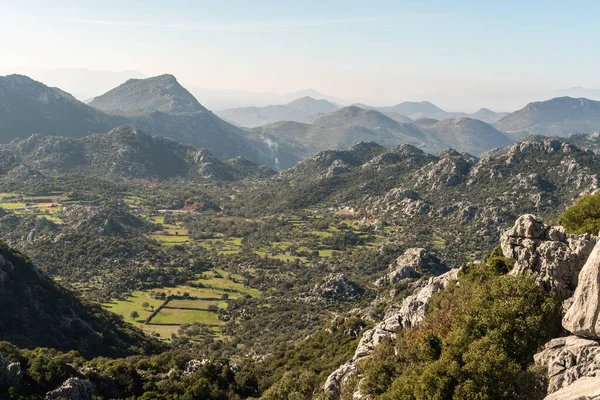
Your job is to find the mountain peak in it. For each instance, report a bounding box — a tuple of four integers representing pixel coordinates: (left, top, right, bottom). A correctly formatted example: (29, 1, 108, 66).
(89, 74, 206, 116)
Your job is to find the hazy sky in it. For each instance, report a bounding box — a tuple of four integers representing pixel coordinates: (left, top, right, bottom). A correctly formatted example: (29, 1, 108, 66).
(2, 0, 600, 109)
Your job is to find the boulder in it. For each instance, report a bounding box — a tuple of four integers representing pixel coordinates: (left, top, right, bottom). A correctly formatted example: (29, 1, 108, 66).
(375, 248, 448, 286)
(563, 240, 600, 339)
(501, 214, 597, 302)
(0, 353, 22, 389)
(310, 273, 363, 302)
(45, 378, 95, 400)
(544, 376, 600, 399)
(534, 336, 600, 394)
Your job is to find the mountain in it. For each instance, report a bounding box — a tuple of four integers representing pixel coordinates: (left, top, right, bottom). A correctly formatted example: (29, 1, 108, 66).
(216, 96, 339, 128)
(251, 106, 439, 155)
(0, 126, 276, 181)
(0, 240, 161, 357)
(1, 67, 147, 101)
(494, 97, 600, 137)
(252, 106, 513, 157)
(420, 118, 514, 155)
(467, 108, 510, 124)
(0, 74, 117, 141)
(555, 86, 600, 100)
(89, 74, 205, 116)
(0, 74, 292, 168)
(88, 75, 294, 166)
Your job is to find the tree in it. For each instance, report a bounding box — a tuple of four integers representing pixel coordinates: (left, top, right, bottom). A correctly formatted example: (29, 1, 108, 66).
(142, 302, 149, 310)
(130, 311, 140, 320)
(559, 191, 600, 234)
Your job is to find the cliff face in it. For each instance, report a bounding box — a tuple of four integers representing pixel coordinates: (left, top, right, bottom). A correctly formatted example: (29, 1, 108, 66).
(501, 215, 600, 399)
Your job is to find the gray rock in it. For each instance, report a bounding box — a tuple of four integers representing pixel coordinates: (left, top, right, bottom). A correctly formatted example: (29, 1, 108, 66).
(324, 268, 459, 396)
(563, 240, 600, 339)
(0, 353, 22, 389)
(501, 214, 597, 302)
(45, 378, 95, 400)
(310, 273, 363, 302)
(544, 376, 600, 399)
(325, 159, 351, 178)
(535, 336, 600, 394)
(375, 248, 448, 286)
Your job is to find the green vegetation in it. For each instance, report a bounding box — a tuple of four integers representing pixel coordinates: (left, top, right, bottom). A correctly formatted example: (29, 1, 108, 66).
(559, 190, 600, 234)
(354, 258, 562, 399)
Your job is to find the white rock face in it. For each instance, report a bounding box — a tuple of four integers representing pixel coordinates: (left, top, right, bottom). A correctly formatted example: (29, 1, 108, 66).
(45, 378, 95, 400)
(563, 240, 600, 339)
(0, 353, 22, 390)
(500, 214, 597, 302)
(544, 376, 600, 400)
(535, 336, 600, 395)
(323, 268, 459, 396)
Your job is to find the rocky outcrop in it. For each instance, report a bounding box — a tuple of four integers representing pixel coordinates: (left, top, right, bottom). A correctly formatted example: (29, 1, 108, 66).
(310, 273, 363, 302)
(500, 214, 597, 302)
(0, 353, 22, 390)
(324, 268, 459, 396)
(545, 376, 600, 400)
(535, 336, 600, 395)
(45, 378, 95, 400)
(325, 159, 351, 177)
(375, 248, 448, 286)
(563, 239, 600, 338)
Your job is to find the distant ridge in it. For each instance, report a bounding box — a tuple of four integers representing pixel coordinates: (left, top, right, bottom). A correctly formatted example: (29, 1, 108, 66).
(494, 96, 600, 137)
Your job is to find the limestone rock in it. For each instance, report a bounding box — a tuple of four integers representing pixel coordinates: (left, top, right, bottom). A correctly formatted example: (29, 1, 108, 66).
(501, 214, 597, 302)
(376, 248, 448, 286)
(325, 159, 351, 177)
(534, 336, 600, 394)
(0, 353, 22, 389)
(545, 376, 600, 399)
(310, 273, 363, 302)
(45, 378, 95, 400)
(324, 268, 459, 396)
(563, 240, 600, 339)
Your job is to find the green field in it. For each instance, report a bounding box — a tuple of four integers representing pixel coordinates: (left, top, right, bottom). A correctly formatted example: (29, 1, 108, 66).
(151, 308, 222, 325)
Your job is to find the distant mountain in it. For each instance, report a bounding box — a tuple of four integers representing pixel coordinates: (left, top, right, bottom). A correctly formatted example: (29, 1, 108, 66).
(252, 106, 438, 155)
(494, 97, 600, 137)
(353, 102, 508, 123)
(0, 74, 293, 168)
(1, 67, 146, 101)
(89, 74, 205, 116)
(216, 96, 339, 127)
(0, 241, 161, 357)
(0, 126, 276, 181)
(0, 74, 117, 141)
(555, 87, 600, 100)
(467, 108, 510, 124)
(252, 106, 512, 157)
(421, 118, 514, 155)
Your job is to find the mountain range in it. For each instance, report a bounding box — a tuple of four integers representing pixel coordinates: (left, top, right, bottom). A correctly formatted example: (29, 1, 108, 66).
(216, 96, 339, 127)
(218, 99, 510, 128)
(251, 105, 513, 156)
(0, 126, 276, 181)
(0, 74, 295, 168)
(494, 96, 600, 137)
(4, 72, 600, 171)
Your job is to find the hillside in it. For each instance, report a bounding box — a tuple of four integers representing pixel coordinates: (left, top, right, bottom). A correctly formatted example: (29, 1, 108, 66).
(216, 96, 339, 127)
(0, 74, 118, 141)
(0, 241, 161, 357)
(0, 126, 275, 181)
(494, 96, 600, 137)
(0, 74, 294, 168)
(253, 106, 513, 157)
(421, 117, 514, 155)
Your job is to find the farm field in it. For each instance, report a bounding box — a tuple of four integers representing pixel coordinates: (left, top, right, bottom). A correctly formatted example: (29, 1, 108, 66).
(101, 270, 261, 340)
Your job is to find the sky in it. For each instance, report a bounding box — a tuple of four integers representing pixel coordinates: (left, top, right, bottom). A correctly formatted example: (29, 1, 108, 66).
(1, 0, 600, 110)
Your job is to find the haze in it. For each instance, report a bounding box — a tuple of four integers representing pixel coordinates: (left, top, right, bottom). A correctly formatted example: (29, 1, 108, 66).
(2, 0, 600, 111)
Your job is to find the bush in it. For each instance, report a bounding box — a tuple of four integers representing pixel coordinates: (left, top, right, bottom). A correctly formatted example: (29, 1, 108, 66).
(559, 191, 600, 234)
(357, 256, 562, 399)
